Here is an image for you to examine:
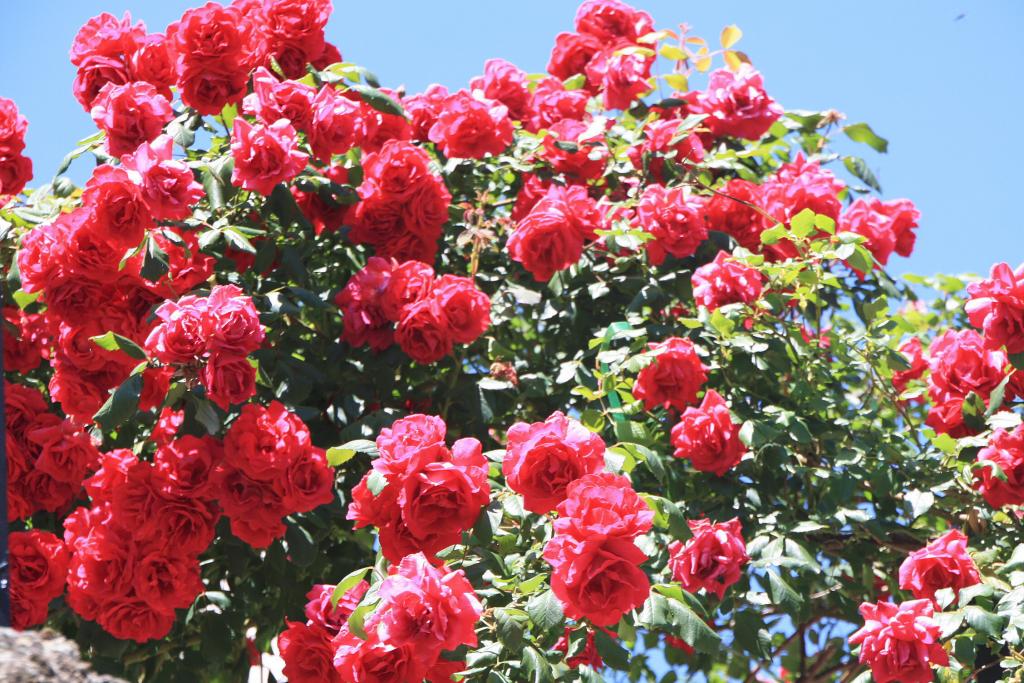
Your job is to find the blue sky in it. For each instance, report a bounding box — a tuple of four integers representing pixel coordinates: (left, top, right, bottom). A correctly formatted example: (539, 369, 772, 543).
(3, 0, 1021, 278)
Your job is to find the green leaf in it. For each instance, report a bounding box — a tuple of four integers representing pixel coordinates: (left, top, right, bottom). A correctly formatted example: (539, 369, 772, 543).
(12, 289, 39, 309)
(637, 593, 720, 654)
(365, 469, 388, 496)
(347, 600, 378, 640)
(285, 524, 316, 567)
(760, 224, 787, 245)
(1010, 351, 1024, 371)
(789, 208, 816, 238)
(843, 156, 882, 192)
(330, 566, 371, 608)
(348, 83, 405, 117)
(326, 439, 379, 467)
(521, 646, 553, 683)
(93, 373, 144, 431)
(526, 589, 564, 634)
(593, 628, 630, 670)
(140, 236, 170, 282)
(843, 122, 889, 153)
(494, 607, 526, 651)
(89, 331, 147, 360)
(964, 605, 1007, 637)
(766, 569, 803, 614)
(904, 489, 934, 520)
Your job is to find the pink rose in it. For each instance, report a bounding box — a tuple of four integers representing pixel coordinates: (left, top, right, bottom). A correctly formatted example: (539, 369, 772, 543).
(230, 118, 308, 196)
(898, 529, 981, 603)
(691, 251, 764, 310)
(668, 518, 748, 599)
(849, 599, 948, 683)
(90, 81, 173, 157)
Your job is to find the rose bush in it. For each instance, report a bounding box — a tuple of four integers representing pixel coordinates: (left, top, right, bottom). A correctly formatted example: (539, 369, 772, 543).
(3, 0, 1023, 681)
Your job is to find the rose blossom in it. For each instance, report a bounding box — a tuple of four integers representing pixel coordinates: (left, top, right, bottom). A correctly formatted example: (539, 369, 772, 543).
(849, 599, 948, 683)
(230, 118, 308, 196)
(898, 529, 981, 603)
(670, 389, 746, 476)
(632, 337, 708, 412)
(973, 424, 1024, 508)
(691, 251, 764, 310)
(668, 518, 748, 599)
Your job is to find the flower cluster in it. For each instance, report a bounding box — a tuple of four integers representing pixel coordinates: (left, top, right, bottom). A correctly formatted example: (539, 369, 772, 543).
(849, 599, 949, 683)
(144, 284, 264, 410)
(507, 184, 600, 282)
(841, 197, 920, 269)
(9, 530, 70, 630)
(336, 257, 491, 364)
(333, 554, 481, 682)
(668, 518, 749, 599)
(63, 446, 219, 642)
(219, 401, 335, 547)
(6, 381, 101, 521)
(278, 580, 369, 683)
(17, 146, 208, 422)
(348, 414, 490, 562)
(2, 306, 51, 373)
(0, 97, 33, 201)
(544, 473, 654, 625)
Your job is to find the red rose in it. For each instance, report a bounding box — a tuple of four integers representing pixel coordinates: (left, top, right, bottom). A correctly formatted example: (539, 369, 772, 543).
(701, 178, 766, 252)
(503, 411, 606, 514)
(554, 472, 653, 540)
(154, 435, 220, 499)
(202, 354, 257, 410)
(668, 518, 749, 599)
(231, 118, 308, 196)
(133, 545, 204, 613)
(691, 251, 764, 311)
(585, 43, 654, 110)
(925, 329, 1010, 436)
(28, 417, 101, 486)
(404, 84, 449, 142)
(469, 58, 532, 123)
(97, 597, 175, 643)
(81, 165, 154, 249)
(554, 627, 605, 669)
(432, 275, 491, 344)
(849, 600, 948, 683)
(541, 118, 608, 181)
(129, 34, 175, 99)
(10, 529, 70, 605)
(308, 85, 368, 162)
(277, 448, 336, 513)
(574, 0, 654, 43)
(632, 336, 708, 412)
(304, 581, 369, 635)
(279, 621, 342, 683)
(507, 186, 599, 282)
(528, 77, 589, 132)
(144, 294, 209, 363)
(898, 529, 981, 603)
(544, 535, 651, 626)
(333, 631, 425, 683)
(428, 90, 513, 159)
(692, 67, 782, 140)
(381, 260, 435, 321)
(636, 184, 708, 265)
(216, 465, 288, 548)
(966, 262, 1024, 354)
(3, 308, 50, 373)
(121, 134, 204, 220)
(368, 553, 482, 658)
(628, 117, 705, 183)
(336, 257, 396, 350)
(90, 81, 173, 157)
(547, 32, 603, 81)
(670, 389, 746, 476)
(203, 284, 265, 356)
(391, 444, 490, 561)
(224, 401, 313, 481)
(885, 339, 925, 399)
(373, 413, 448, 478)
(395, 297, 453, 364)
(760, 156, 844, 243)
(242, 67, 316, 130)
(974, 425, 1024, 508)
(259, 0, 332, 79)
(178, 66, 251, 116)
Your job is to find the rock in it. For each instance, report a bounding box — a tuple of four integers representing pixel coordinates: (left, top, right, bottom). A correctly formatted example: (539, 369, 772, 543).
(0, 627, 127, 683)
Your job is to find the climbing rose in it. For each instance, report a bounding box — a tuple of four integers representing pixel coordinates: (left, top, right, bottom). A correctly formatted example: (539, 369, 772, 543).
(841, 198, 920, 268)
(121, 134, 205, 220)
(668, 518, 748, 599)
(469, 58, 532, 123)
(925, 329, 1010, 436)
(230, 118, 309, 196)
(503, 411, 606, 514)
(428, 90, 513, 159)
(632, 337, 708, 412)
(670, 389, 746, 476)
(544, 534, 651, 626)
(701, 178, 765, 252)
(966, 261, 1024, 354)
(636, 184, 708, 265)
(507, 185, 599, 282)
(692, 66, 782, 140)
(279, 621, 340, 683)
(849, 599, 948, 683)
(90, 81, 173, 156)
(554, 472, 653, 541)
(974, 425, 1024, 508)
(891, 337, 927, 395)
(898, 530, 981, 603)
(691, 251, 764, 310)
